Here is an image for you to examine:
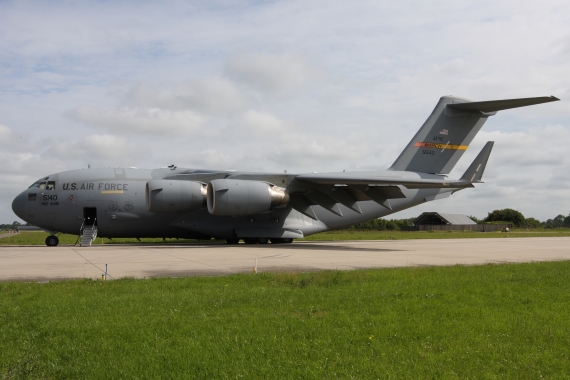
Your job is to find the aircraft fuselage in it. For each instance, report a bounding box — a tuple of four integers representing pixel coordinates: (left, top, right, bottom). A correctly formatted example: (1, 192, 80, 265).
(11, 167, 444, 241)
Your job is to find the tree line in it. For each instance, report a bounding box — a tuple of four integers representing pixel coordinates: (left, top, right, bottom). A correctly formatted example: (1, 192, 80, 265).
(342, 208, 570, 231)
(470, 208, 570, 228)
(0, 221, 30, 230)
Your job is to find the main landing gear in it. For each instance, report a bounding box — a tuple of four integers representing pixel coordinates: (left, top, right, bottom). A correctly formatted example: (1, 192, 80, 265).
(45, 235, 59, 247)
(226, 238, 293, 245)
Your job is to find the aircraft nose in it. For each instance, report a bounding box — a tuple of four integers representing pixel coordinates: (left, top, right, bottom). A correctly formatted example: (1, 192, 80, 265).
(12, 192, 27, 220)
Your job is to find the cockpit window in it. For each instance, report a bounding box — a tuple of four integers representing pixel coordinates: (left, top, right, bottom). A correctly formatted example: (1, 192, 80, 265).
(28, 178, 55, 190)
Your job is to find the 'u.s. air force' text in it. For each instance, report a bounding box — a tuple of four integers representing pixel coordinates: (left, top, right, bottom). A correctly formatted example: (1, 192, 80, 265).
(62, 183, 129, 191)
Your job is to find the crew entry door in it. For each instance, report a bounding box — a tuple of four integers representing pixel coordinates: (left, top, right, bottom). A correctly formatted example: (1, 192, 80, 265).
(83, 207, 97, 226)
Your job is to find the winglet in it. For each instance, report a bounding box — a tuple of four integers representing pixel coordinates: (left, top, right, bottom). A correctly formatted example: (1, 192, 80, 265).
(460, 141, 494, 183)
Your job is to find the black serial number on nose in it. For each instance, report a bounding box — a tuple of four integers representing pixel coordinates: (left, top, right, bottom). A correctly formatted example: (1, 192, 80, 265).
(43, 195, 58, 202)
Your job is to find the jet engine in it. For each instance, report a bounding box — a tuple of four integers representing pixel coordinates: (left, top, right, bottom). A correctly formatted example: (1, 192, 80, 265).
(207, 179, 289, 216)
(146, 180, 206, 213)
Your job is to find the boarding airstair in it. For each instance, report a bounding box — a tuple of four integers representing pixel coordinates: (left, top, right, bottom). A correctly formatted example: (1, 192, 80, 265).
(79, 218, 98, 247)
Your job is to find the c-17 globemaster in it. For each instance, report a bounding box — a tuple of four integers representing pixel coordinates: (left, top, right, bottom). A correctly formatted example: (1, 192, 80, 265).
(12, 95, 559, 246)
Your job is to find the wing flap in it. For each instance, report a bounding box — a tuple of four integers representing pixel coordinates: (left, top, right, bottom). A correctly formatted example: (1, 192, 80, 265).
(289, 194, 318, 220)
(327, 186, 362, 214)
(305, 190, 343, 216)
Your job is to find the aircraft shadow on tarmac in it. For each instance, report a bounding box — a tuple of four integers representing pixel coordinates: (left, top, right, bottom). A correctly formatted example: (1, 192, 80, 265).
(236, 244, 402, 253)
(135, 243, 403, 253)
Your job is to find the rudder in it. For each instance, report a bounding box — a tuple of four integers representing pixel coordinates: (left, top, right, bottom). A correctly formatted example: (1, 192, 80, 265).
(389, 96, 488, 174)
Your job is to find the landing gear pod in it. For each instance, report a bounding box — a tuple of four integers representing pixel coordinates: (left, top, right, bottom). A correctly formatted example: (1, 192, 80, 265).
(146, 180, 206, 213)
(207, 179, 289, 216)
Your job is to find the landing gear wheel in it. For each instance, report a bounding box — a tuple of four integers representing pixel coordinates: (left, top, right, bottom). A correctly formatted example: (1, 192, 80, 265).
(226, 238, 240, 245)
(270, 238, 294, 244)
(258, 237, 269, 244)
(45, 235, 59, 247)
(243, 238, 258, 244)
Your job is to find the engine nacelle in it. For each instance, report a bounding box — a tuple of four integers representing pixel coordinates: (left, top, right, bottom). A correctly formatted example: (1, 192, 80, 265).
(146, 180, 206, 213)
(207, 179, 289, 216)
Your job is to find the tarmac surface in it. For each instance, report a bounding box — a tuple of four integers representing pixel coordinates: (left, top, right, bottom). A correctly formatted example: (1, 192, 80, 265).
(1, 237, 569, 281)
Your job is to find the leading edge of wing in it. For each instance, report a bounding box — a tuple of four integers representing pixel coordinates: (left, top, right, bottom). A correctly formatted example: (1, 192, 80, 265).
(295, 173, 473, 189)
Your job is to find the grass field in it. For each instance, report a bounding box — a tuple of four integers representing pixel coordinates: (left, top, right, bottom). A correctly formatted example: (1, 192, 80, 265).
(0, 232, 204, 245)
(2, 262, 570, 378)
(303, 228, 570, 241)
(1, 228, 570, 245)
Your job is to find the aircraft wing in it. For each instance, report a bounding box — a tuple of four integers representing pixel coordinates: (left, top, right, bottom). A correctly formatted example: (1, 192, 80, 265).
(288, 174, 458, 219)
(296, 173, 472, 189)
(290, 174, 470, 219)
(290, 141, 494, 219)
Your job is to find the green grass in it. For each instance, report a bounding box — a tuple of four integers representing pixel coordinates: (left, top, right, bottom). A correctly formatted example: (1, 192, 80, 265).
(2, 228, 570, 246)
(0, 232, 206, 245)
(302, 228, 570, 241)
(2, 262, 570, 378)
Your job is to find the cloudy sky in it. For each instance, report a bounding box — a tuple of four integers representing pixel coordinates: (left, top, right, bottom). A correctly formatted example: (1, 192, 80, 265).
(1, 0, 569, 224)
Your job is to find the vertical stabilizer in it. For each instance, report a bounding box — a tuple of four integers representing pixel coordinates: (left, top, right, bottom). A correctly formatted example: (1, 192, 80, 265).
(390, 95, 558, 174)
(389, 96, 489, 174)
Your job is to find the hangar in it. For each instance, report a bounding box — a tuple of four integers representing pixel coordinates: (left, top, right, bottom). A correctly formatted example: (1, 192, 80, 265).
(402, 212, 510, 232)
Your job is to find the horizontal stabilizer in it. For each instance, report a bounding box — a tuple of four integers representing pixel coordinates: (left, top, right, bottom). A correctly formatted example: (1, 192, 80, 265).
(460, 141, 494, 183)
(448, 96, 558, 113)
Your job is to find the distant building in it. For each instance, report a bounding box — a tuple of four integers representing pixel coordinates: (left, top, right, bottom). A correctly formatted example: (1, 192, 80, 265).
(414, 212, 477, 226)
(17, 225, 44, 232)
(402, 212, 510, 232)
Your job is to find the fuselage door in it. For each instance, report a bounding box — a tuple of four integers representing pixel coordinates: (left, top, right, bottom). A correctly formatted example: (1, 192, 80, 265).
(84, 207, 97, 226)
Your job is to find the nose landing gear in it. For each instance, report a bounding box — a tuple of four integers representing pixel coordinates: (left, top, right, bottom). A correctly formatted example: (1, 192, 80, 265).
(45, 235, 59, 247)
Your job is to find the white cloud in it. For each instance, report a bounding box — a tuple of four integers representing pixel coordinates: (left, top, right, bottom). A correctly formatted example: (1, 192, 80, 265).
(1, 0, 570, 223)
(0, 124, 14, 146)
(239, 110, 284, 134)
(124, 78, 253, 115)
(225, 52, 322, 98)
(47, 134, 134, 162)
(67, 106, 206, 135)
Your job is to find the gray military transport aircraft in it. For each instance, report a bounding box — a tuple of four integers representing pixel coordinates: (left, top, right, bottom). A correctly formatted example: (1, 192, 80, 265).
(12, 95, 559, 246)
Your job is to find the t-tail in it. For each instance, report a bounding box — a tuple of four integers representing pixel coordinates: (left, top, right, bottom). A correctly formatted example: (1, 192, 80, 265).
(389, 95, 559, 175)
